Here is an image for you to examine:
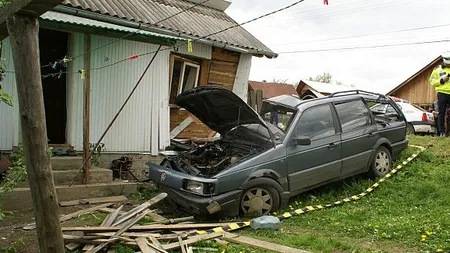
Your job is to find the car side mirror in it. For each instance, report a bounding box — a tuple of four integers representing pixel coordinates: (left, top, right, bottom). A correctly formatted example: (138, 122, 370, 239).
(292, 136, 311, 146)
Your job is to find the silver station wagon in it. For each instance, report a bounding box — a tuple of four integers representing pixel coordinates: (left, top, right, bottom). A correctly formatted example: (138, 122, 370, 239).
(147, 87, 408, 217)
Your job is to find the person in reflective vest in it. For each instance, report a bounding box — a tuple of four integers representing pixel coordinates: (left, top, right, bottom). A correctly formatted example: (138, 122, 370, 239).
(429, 51, 450, 137)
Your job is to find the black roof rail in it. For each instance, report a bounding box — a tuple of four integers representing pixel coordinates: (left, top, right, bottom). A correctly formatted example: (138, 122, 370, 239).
(328, 90, 389, 99)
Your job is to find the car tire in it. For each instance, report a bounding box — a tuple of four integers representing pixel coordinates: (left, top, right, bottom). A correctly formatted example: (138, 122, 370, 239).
(240, 184, 280, 217)
(369, 146, 392, 178)
(406, 123, 415, 135)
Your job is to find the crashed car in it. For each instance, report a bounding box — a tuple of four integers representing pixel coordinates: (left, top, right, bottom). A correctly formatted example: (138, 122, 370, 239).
(147, 87, 408, 217)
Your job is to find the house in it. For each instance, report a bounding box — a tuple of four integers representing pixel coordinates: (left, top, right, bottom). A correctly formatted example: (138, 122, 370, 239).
(0, 0, 276, 156)
(387, 56, 441, 108)
(248, 80, 298, 99)
(296, 80, 353, 99)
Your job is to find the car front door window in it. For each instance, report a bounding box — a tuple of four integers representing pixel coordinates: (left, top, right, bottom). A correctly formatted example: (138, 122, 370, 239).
(295, 105, 336, 140)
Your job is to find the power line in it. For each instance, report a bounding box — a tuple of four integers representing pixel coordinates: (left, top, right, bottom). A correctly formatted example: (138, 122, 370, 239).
(271, 23, 450, 46)
(69, 0, 212, 62)
(277, 38, 450, 54)
(260, 0, 419, 27)
(89, 0, 307, 70)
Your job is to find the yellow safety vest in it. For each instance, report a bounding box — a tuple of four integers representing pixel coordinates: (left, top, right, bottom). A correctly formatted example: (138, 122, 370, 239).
(429, 65, 450, 95)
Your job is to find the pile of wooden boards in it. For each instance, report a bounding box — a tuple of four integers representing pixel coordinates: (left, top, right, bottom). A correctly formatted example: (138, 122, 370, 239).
(24, 192, 310, 252)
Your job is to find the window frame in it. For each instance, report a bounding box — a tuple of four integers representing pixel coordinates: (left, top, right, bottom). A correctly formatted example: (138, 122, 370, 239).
(333, 98, 374, 133)
(169, 54, 202, 106)
(292, 103, 339, 142)
(177, 62, 200, 95)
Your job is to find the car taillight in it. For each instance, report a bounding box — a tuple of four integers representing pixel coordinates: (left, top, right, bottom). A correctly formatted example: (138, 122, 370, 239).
(422, 113, 427, 122)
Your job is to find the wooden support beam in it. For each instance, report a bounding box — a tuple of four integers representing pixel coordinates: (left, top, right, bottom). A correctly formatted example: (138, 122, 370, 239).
(6, 13, 65, 253)
(83, 34, 91, 184)
(61, 223, 234, 232)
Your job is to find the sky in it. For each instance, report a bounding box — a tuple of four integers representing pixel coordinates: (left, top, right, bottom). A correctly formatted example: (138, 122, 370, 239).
(225, 0, 450, 94)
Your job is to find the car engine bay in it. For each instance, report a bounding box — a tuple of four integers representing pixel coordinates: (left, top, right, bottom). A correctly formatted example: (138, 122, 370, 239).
(160, 125, 273, 177)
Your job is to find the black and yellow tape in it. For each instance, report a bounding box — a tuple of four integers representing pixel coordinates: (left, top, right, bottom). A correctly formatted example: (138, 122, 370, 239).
(194, 145, 425, 235)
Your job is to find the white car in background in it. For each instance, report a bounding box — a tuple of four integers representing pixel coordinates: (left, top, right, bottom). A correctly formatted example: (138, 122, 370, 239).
(371, 98, 436, 135)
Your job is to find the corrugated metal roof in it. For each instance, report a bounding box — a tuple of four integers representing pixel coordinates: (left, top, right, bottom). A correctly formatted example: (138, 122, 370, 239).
(61, 0, 277, 58)
(40, 11, 181, 42)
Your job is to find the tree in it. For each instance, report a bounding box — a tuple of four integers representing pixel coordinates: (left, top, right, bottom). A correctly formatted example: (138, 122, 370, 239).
(271, 78, 290, 84)
(308, 72, 332, 83)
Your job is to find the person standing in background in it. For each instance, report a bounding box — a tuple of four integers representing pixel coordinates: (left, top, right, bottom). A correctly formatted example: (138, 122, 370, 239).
(429, 52, 450, 137)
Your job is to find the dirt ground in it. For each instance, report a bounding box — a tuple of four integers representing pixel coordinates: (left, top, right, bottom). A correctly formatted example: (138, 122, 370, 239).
(0, 206, 85, 252)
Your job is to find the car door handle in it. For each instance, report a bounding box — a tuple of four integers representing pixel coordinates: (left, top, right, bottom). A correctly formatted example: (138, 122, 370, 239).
(328, 142, 339, 149)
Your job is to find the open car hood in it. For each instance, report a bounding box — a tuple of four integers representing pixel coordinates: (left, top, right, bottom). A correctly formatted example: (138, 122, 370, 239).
(175, 86, 275, 144)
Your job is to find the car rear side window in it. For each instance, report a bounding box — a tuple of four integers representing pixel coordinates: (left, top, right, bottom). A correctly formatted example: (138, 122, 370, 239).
(335, 100, 371, 132)
(295, 104, 336, 140)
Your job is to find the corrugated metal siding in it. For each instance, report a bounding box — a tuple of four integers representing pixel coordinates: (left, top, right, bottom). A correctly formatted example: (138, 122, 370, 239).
(68, 35, 171, 154)
(0, 39, 20, 150)
(233, 53, 252, 102)
(172, 41, 211, 59)
(61, 0, 276, 57)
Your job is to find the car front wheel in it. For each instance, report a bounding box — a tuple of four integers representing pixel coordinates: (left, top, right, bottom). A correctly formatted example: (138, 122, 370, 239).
(369, 146, 392, 178)
(240, 185, 279, 216)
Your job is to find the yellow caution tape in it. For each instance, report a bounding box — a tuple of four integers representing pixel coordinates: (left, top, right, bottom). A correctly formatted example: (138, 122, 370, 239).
(195, 145, 425, 235)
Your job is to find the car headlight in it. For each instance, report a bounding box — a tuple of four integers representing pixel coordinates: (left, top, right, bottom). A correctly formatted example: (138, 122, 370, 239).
(184, 180, 215, 195)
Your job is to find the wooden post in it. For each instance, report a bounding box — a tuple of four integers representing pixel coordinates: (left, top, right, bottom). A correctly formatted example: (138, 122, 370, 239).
(83, 34, 91, 183)
(6, 14, 65, 253)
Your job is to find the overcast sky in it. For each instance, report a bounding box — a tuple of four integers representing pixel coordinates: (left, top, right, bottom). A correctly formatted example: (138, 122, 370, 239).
(225, 0, 450, 94)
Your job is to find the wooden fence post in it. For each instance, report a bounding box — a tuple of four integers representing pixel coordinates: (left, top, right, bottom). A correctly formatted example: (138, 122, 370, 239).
(6, 13, 65, 252)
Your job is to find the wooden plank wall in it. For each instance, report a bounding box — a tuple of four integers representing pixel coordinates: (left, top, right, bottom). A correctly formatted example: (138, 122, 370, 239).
(390, 61, 440, 107)
(170, 47, 241, 139)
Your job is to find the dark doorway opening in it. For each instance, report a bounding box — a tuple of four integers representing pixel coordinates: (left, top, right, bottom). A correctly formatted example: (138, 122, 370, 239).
(39, 29, 69, 144)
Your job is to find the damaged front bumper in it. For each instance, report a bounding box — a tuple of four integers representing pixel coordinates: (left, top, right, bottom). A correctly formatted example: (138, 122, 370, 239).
(147, 161, 242, 217)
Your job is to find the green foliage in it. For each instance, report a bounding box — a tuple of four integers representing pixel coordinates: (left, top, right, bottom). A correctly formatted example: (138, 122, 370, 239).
(114, 244, 135, 253)
(0, 145, 27, 220)
(0, 238, 24, 253)
(128, 186, 158, 201)
(89, 143, 105, 166)
(0, 88, 13, 106)
(308, 72, 332, 83)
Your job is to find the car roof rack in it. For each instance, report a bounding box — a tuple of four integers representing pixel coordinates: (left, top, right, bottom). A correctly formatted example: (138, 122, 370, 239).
(328, 90, 389, 100)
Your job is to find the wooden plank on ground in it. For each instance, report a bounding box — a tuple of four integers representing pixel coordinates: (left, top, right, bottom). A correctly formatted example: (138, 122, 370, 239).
(170, 116, 193, 139)
(178, 235, 187, 253)
(23, 202, 114, 230)
(83, 210, 118, 251)
(112, 193, 167, 226)
(135, 237, 156, 253)
(62, 222, 233, 232)
(87, 209, 151, 253)
(98, 207, 167, 222)
(59, 195, 127, 207)
(223, 233, 311, 253)
(162, 232, 224, 250)
(65, 242, 80, 251)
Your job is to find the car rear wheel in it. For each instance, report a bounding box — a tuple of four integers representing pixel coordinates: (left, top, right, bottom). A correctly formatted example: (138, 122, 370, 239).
(406, 123, 415, 135)
(369, 146, 392, 178)
(240, 185, 279, 216)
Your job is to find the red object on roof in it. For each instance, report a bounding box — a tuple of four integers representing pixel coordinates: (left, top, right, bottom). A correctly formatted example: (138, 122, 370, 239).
(248, 81, 299, 99)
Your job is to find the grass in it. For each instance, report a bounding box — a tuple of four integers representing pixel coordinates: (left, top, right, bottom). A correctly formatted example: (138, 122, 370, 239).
(238, 135, 450, 252)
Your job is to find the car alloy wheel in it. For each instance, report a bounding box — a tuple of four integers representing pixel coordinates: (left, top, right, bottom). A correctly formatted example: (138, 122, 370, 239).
(241, 187, 273, 216)
(375, 150, 390, 174)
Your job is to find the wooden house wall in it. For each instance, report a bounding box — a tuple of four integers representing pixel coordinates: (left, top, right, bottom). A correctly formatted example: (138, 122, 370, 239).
(170, 47, 241, 139)
(390, 62, 440, 106)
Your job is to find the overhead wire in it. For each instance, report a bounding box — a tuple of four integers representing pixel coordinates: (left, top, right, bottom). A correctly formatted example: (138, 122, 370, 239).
(68, 0, 213, 62)
(271, 23, 450, 46)
(277, 38, 450, 54)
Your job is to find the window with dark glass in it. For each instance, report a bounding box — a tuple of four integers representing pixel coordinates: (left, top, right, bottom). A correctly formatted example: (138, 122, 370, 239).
(335, 100, 371, 132)
(294, 104, 335, 140)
